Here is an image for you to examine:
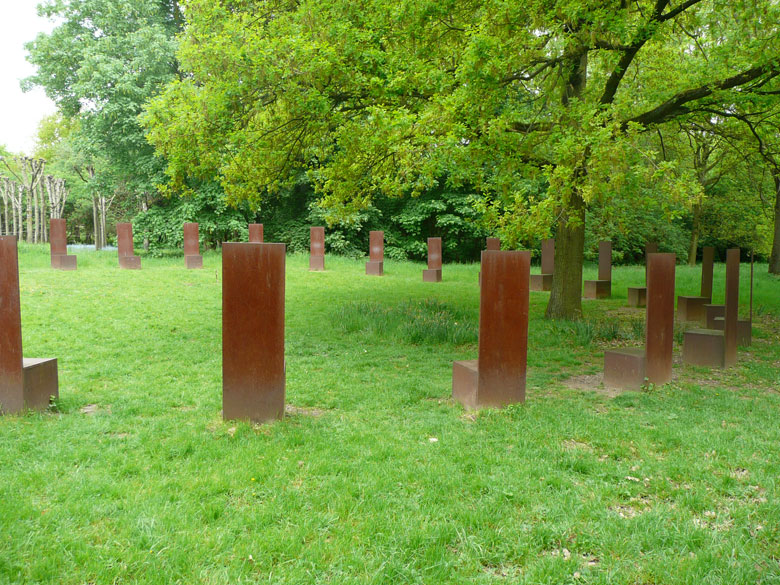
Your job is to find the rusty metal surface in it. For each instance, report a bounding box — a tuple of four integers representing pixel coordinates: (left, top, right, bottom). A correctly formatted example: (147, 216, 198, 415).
(583, 280, 611, 299)
(701, 246, 715, 299)
(423, 269, 442, 282)
(183, 223, 200, 256)
(248, 223, 264, 243)
(427, 237, 442, 270)
(541, 238, 555, 274)
(627, 286, 646, 308)
(598, 241, 612, 281)
(50, 219, 68, 256)
(646, 242, 659, 255)
(683, 329, 725, 367)
(119, 256, 141, 270)
(116, 223, 135, 257)
(645, 253, 675, 384)
(0, 237, 24, 413)
(51, 254, 77, 270)
(709, 317, 751, 346)
(22, 358, 58, 411)
(677, 296, 707, 322)
(604, 347, 646, 389)
(704, 304, 725, 328)
(310, 227, 325, 271)
(530, 273, 552, 292)
(369, 231, 384, 262)
(222, 242, 286, 423)
(185, 255, 203, 269)
(365, 261, 384, 276)
(485, 237, 500, 251)
(724, 248, 739, 367)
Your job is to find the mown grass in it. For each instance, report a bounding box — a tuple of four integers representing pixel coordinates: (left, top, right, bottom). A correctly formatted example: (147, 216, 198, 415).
(1, 244, 779, 584)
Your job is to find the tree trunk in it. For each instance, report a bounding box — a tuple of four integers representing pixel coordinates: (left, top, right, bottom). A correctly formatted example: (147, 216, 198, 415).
(25, 188, 33, 243)
(93, 195, 101, 250)
(769, 173, 780, 274)
(546, 190, 586, 319)
(41, 186, 48, 243)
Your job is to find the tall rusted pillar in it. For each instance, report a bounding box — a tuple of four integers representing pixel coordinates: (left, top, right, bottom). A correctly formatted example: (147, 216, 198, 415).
(310, 226, 325, 271)
(423, 237, 442, 282)
(723, 248, 739, 367)
(49, 218, 77, 270)
(366, 230, 384, 276)
(627, 242, 659, 307)
(117, 223, 141, 269)
(485, 237, 500, 251)
(183, 222, 203, 269)
(453, 250, 530, 409)
(248, 223, 264, 243)
(0, 236, 58, 414)
(584, 240, 612, 298)
(677, 246, 714, 321)
(530, 238, 555, 291)
(222, 242, 286, 422)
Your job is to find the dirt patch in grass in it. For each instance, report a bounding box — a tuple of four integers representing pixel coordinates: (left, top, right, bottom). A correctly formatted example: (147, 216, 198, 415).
(562, 373, 623, 397)
(285, 404, 327, 417)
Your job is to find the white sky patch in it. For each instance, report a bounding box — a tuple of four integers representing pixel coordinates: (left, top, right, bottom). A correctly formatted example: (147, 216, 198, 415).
(0, 0, 58, 155)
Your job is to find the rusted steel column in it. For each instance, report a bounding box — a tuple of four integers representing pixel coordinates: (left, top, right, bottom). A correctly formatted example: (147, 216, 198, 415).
(724, 248, 739, 367)
(541, 238, 555, 274)
(50, 219, 77, 270)
(310, 226, 325, 271)
(248, 223, 264, 243)
(183, 222, 203, 269)
(423, 237, 442, 282)
(366, 230, 384, 275)
(485, 237, 500, 251)
(700, 246, 715, 299)
(0, 236, 24, 413)
(222, 242, 286, 423)
(117, 223, 141, 269)
(645, 253, 676, 384)
(598, 240, 612, 282)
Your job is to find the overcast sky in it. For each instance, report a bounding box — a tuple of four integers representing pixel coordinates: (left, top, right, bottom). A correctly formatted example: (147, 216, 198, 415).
(0, 0, 57, 155)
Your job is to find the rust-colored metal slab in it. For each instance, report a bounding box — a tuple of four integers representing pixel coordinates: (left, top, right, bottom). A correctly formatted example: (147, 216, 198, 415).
(50, 218, 68, 256)
(453, 250, 530, 409)
(683, 328, 725, 367)
(701, 246, 715, 299)
(530, 273, 552, 292)
(222, 242, 286, 423)
(51, 254, 77, 271)
(598, 240, 612, 281)
(366, 261, 384, 276)
(117, 223, 135, 257)
(646, 242, 659, 255)
(604, 347, 646, 389)
(248, 223, 264, 243)
(22, 358, 58, 411)
(709, 317, 751, 346)
(677, 295, 707, 322)
(724, 248, 739, 367)
(119, 255, 141, 270)
(584, 280, 611, 299)
(427, 237, 442, 270)
(645, 253, 675, 385)
(485, 237, 500, 251)
(423, 269, 442, 282)
(310, 226, 325, 271)
(183, 223, 200, 256)
(185, 255, 203, 269)
(704, 304, 725, 328)
(541, 238, 555, 274)
(627, 286, 646, 308)
(369, 231, 384, 262)
(0, 236, 24, 414)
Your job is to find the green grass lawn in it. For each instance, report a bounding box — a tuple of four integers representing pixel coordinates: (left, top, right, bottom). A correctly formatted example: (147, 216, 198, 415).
(1, 244, 779, 584)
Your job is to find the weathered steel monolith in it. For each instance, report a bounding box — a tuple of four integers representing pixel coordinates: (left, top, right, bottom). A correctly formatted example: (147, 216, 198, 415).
(0, 236, 58, 414)
(584, 240, 612, 298)
(485, 237, 500, 251)
(530, 238, 555, 292)
(49, 218, 77, 270)
(604, 253, 675, 388)
(310, 226, 325, 271)
(222, 242, 285, 422)
(453, 250, 530, 409)
(366, 231, 384, 276)
(627, 242, 658, 307)
(248, 223, 264, 243)
(183, 222, 203, 269)
(117, 223, 141, 269)
(677, 246, 714, 321)
(423, 237, 442, 282)
(682, 248, 739, 368)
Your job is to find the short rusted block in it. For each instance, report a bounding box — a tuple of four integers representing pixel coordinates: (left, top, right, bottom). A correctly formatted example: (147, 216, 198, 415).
(704, 304, 725, 328)
(222, 242, 286, 423)
(584, 280, 611, 299)
(366, 231, 384, 276)
(604, 347, 646, 389)
(51, 254, 77, 270)
(366, 261, 384, 276)
(248, 223, 264, 243)
(185, 255, 203, 269)
(627, 286, 647, 308)
(183, 223, 203, 269)
(119, 256, 141, 270)
(677, 296, 708, 322)
(423, 269, 442, 282)
(710, 317, 751, 346)
(530, 273, 552, 292)
(50, 219, 78, 270)
(424, 237, 442, 282)
(453, 250, 530, 410)
(117, 223, 141, 269)
(683, 329, 725, 367)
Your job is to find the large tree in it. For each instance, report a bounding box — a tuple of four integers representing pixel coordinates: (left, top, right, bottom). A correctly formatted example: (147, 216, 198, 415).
(145, 0, 780, 317)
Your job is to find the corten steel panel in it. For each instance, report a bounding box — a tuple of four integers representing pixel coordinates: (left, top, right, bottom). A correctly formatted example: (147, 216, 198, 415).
(452, 359, 479, 410)
(705, 304, 725, 328)
(683, 329, 725, 367)
(530, 273, 552, 292)
(541, 238, 555, 274)
(118, 255, 141, 270)
(0, 236, 24, 414)
(185, 255, 203, 269)
(183, 223, 200, 256)
(365, 261, 384, 276)
(710, 317, 752, 346)
(427, 237, 442, 270)
(677, 296, 707, 322)
(485, 237, 500, 251)
(646, 242, 659, 255)
(700, 246, 715, 299)
(584, 280, 611, 299)
(222, 242, 286, 423)
(627, 286, 646, 308)
(22, 358, 58, 410)
(476, 250, 530, 407)
(645, 253, 675, 385)
(310, 227, 325, 271)
(248, 223, 264, 243)
(724, 248, 739, 367)
(603, 347, 646, 389)
(50, 218, 68, 256)
(598, 241, 612, 281)
(369, 231, 384, 262)
(51, 254, 77, 270)
(116, 223, 135, 257)
(423, 269, 442, 282)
